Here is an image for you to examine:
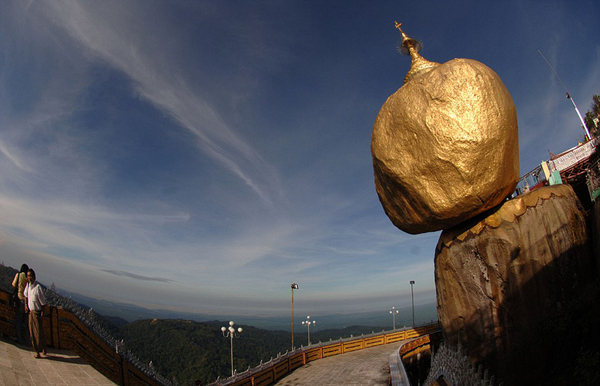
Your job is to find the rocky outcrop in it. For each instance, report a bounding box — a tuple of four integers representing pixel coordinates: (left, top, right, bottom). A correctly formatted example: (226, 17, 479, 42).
(592, 198, 600, 273)
(434, 185, 595, 383)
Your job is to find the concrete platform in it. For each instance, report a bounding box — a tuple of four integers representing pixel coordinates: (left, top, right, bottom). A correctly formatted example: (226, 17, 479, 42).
(0, 336, 115, 386)
(274, 341, 404, 385)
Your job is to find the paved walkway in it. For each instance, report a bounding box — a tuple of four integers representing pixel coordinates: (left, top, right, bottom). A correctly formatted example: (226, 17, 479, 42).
(274, 341, 404, 385)
(0, 336, 115, 386)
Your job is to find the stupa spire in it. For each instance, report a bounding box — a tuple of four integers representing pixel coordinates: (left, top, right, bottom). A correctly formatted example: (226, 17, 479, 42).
(394, 22, 439, 84)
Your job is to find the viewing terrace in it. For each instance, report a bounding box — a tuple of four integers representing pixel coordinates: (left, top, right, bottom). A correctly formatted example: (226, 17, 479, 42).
(0, 335, 115, 385)
(0, 286, 443, 386)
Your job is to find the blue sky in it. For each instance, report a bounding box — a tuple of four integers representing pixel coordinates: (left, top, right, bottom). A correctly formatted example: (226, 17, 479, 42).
(0, 1, 598, 319)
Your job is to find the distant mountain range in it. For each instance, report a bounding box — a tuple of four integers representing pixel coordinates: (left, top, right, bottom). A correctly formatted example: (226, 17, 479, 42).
(56, 287, 437, 331)
(0, 263, 438, 385)
(0, 263, 437, 331)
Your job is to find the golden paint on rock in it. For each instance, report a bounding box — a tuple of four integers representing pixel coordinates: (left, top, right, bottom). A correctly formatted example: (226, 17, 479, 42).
(371, 24, 519, 234)
(433, 184, 592, 383)
(436, 184, 575, 250)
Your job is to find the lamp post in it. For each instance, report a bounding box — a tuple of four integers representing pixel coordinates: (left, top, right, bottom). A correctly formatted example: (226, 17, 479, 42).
(302, 316, 316, 345)
(389, 306, 399, 330)
(291, 283, 298, 351)
(410, 280, 415, 326)
(221, 321, 243, 377)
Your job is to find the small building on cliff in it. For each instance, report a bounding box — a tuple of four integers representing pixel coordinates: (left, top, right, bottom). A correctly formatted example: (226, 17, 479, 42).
(514, 137, 600, 210)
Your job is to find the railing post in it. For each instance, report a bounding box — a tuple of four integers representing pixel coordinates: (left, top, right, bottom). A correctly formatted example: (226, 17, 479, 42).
(51, 306, 60, 349)
(121, 354, 128, 386)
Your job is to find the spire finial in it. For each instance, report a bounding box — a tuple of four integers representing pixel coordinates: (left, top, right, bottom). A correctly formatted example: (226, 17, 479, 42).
(394, 21, 403, 32)
(394, 21, 408, 42)
(394, 21, 422, 55)
(392, 22, 439, 84)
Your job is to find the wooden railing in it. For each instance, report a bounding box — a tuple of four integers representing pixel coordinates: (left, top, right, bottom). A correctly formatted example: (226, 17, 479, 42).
(210, 322, 441, 386)
(0, 289, 163, 386)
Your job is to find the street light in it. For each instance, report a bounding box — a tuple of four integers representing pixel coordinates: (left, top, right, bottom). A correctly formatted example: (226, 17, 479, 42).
(410, 280, 416, 326)
(302, 315, 316, 345)
(291, 283, 298, 351)
(389, 306, 399, 330)
(221, 321, 243, 377)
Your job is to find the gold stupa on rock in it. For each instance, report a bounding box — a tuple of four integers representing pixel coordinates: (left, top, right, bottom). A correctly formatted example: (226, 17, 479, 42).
(371, 23, 519, 234)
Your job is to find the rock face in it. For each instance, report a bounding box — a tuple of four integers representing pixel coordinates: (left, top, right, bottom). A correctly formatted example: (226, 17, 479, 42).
(592, 198, 600, 273)
(371, 27, 519, 234)
(435, 185, 594, 383)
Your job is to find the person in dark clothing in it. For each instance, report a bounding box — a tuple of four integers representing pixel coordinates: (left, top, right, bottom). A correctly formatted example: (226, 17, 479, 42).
(11, 263, 29, 345)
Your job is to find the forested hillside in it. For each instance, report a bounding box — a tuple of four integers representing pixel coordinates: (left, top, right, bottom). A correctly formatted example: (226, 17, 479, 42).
(119, 318, 388, 385)
(119, 319, 293, 384)
(0, 263, 18, 292)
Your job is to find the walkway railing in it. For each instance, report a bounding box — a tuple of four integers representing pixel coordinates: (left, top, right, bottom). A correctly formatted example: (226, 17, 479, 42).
(390, 330, 441, 386)
(424, 341, 501, 386)
(0, 287, 171, 386)
(390, 331, 502, 386)
(209, 322, 440, 386)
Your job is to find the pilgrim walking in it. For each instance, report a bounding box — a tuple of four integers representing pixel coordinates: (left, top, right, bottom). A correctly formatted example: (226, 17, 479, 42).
(11, 264, 29, 345)
(24, 268, 47, 358)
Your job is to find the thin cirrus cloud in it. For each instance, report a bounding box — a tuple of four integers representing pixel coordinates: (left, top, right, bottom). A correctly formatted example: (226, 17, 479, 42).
(0, 195, 191, 259)
(36, 1, 285, 208)
(0, 140, 31, 172)
(0, 2, 302, 287)
(100, 269, 174, 283)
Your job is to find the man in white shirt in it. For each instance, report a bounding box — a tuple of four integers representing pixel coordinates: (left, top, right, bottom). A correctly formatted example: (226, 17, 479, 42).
(24, 269, 47, 358)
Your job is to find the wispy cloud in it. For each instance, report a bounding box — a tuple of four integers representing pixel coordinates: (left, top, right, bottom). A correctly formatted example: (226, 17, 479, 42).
(35, 1, 285, 207)
(100, 269, 173, 283)
(0, 195, 190, 265)
(0, 139, 31, 172)
(0, 1, 305, 289)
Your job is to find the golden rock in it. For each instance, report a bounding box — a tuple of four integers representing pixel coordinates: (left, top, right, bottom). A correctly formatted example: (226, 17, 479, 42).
(371, 24, 519, 234)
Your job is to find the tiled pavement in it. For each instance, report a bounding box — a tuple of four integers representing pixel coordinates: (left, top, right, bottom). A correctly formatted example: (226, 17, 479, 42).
(0, 336, 115, 386)
(274, 341, 404, 385)
(1, 334, 403, 386)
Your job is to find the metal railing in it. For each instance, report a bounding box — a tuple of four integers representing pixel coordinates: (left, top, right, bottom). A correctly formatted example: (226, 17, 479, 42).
(424, 342, 500, 386)
(389, 331, 501, 386)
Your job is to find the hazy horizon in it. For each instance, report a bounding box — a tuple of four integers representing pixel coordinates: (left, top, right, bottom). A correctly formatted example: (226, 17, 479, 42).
(1, 262, 436, 331)
(57, 281, 438, 331)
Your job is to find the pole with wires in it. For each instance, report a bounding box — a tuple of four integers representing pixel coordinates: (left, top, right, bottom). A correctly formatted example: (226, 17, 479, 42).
(538, 50, 591, 140)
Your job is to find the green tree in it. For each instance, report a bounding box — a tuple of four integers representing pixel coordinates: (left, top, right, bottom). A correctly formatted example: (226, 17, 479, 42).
(584, 94, 600, 135)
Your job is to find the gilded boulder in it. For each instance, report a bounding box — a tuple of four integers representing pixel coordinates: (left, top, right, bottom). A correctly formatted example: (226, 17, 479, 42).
(371, 25, 519, 234)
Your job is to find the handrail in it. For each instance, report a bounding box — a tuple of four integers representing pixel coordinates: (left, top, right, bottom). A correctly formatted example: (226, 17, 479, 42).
(390, 331, 441, 386)
(0, 287, 170, 386)
(389, 348, 411, 386)
(209, 322, 440, 386)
